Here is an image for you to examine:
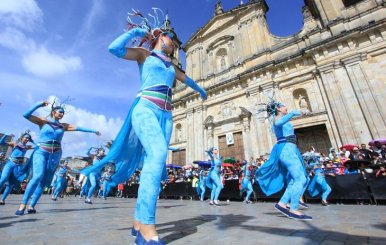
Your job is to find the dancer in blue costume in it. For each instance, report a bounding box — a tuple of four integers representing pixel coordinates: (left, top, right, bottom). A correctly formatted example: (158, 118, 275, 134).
(307, 154, 332, 206)
(0, 132, 35, 205)
(255, 99, 312, 220)
(78, 160, 93, 198)
(101, 166, 114, 200)
(206, 147, 223, 206)
(78, 173, 90, 198)
(15, 100, 100, 215)
(81, 9, 206, 245)
(0, 152, 5, 174)
(197, 169, 207, 201)
(51, 160, 71, 201)
(240, 160, 253, 204)
(84, 147, 105, 204)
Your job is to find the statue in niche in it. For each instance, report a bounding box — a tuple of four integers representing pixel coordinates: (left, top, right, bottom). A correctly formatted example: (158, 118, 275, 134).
(221, 55, 226, 70)
(177, 128, 183, 142)
(298, 94, 310, 114)
(302, 5, 312, 19)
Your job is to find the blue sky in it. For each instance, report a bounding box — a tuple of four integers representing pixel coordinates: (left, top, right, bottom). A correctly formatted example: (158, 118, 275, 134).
(0, 0, 303, 157)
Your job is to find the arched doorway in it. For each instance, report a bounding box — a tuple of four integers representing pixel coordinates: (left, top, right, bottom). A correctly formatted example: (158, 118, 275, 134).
(295, 124, 332, 155)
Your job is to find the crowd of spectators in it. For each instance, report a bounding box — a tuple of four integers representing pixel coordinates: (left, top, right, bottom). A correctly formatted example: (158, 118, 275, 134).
(124, 140, 386, 186)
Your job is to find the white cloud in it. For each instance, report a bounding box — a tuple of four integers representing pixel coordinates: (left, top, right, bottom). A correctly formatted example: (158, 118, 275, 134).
(0, 28, 83, 77)
(0, 0, 83, 78)
(78, 0, 104, 38)
(0, 27, 36, 51)
(21, 47, 83, 77)
(35, 96, 123, 157)
(0, 0, 43, 31)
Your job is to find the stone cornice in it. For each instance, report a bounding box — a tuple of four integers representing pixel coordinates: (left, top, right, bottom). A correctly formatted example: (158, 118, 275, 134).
(206, 35, 235, 53)
(341, 52, 368, 65)
(183, 2, 260, 50)
(239, 106, 252, 119)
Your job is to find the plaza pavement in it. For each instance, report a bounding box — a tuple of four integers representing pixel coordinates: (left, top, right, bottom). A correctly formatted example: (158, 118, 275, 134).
(0, 195, 386, 245)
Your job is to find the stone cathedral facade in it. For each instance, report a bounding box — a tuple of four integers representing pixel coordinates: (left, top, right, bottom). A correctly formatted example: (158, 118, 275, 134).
(168, 0, 386, 165)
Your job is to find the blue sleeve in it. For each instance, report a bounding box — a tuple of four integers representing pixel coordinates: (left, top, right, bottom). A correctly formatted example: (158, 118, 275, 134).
(23, 102, 45, 119)
(183, 76, 207, 100)
(206, 150, 214, 161)
(274, 110, 301, 127)
(108, 27, 148, 58)
(0, 134, 8, 145)
(75, 127, 97, 133)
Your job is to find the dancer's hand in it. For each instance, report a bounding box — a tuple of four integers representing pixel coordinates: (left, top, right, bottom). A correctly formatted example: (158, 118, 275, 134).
(95, 131, 101, 136)
(200, 90, 207, 100)
(42, 101, 49, 107)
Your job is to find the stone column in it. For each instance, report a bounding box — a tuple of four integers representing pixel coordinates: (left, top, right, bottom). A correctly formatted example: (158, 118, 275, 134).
(318, 61, 371, 144)
(240, 114, 251, 161)
(207, 125, 214, 151)
(313, 70, 342, 148)
(186, 108, 194, 164)
(342, 54, 386, 138)
(253, 86, 270, 156)
(194, 105, 205, 160)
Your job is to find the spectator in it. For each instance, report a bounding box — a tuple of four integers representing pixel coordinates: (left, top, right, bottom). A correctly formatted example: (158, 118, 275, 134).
(349, 147, 363, 161)
(375, 165, 386, 178)
(319, 153, 327, 163)
(117, 183, 124, 198)
(328, 147, 337, 160)
(371, 152, 383, 165)
(339, 152, 349, 165)
(371, 141, 383, 155)
(381, 145, 386, 159)
(325, 160, 338, 175)
(360, 144, 372, 160)
(340, 147, 351, 158)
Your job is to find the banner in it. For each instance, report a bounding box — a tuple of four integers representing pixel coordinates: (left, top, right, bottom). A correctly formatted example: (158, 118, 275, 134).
(226, 132, 234, 145)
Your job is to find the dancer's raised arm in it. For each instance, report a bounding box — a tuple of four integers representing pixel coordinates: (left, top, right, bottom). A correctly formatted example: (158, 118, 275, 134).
(23, 101, 49, 126)
(108, 27, 151, 62)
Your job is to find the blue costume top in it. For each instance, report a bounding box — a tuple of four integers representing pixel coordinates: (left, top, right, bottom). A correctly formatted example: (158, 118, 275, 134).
(255, 111, 305, 196)
(243, 164, 251, 179)
(209, 153, 222, 174)
(139, 53, 175, 89)
(10, 143, 28, 158)
(57, 165, 68, 176)
(39, 119, 65, 143)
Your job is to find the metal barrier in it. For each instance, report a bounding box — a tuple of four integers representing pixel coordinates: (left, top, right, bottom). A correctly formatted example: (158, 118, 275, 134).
(123, 174, 386, 202)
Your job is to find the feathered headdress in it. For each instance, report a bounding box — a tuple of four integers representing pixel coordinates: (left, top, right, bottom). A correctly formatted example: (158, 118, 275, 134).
(254, 94, 284, 121)
(46, 96, 73, 117)
(125, 8, 175, 50)
(50, 96, 72, 112)
(20, 129, 34, 143)
(96, 146, 105, 153)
